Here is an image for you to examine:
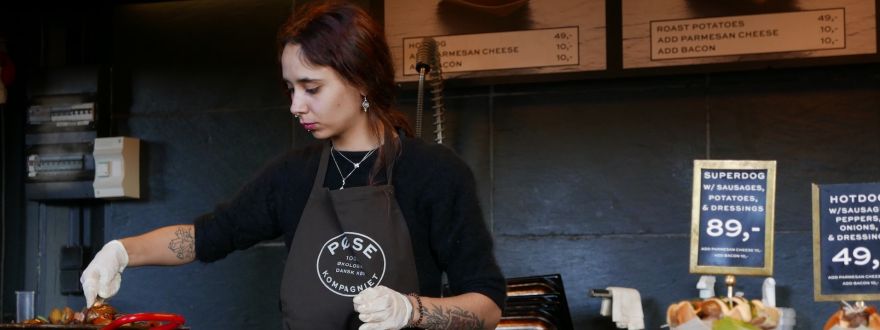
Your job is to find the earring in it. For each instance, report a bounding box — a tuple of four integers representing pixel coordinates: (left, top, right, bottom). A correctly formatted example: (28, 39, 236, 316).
(293, 114, 300, 118)
(361, 95, 370, 113)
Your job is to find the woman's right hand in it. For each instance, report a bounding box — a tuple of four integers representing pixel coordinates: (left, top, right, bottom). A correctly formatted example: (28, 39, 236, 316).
(80, 240, 129, 307)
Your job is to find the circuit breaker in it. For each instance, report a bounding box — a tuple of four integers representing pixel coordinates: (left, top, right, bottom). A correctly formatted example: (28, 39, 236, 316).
(92, 137, 140, 199)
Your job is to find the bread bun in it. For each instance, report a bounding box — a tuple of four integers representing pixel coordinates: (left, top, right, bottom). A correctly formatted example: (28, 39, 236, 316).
(667, 301, 698, 327)
(824, 305, 880, 330)
(669, 297, 784, 329)
(699, 298, 728, 322)
(724, 297, 752, 322)
(750, 300, 780, 329)
(869, 312, 880, 329)
(824, 310, 843, 330)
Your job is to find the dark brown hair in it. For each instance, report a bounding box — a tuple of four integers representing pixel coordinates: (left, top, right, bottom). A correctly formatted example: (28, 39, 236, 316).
(277, 2, 413, 182)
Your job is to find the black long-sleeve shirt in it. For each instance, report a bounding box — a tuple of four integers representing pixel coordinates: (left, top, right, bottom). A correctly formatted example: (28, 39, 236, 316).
(193, 136, 506, 309)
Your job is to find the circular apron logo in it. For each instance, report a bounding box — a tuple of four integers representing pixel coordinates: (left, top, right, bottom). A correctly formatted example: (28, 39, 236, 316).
(316, 232, 386, 297)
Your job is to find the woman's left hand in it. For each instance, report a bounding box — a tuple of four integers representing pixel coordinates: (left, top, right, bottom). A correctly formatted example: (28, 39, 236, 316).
(352, 285, 413, 330)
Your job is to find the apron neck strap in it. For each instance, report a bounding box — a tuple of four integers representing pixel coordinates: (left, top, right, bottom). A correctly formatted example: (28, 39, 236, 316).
(385, 149, 393, 186)
(313, 142, 331, 191)
(385, 132, 406, 186)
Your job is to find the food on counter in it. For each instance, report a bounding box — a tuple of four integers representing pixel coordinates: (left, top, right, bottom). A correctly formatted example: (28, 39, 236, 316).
(667, 297, 780, 330)
(86, 303, 117, 325)
(21, 316, 49, 324)
(74, 311, 86, 323)
(49, 306, 76, 324)
(62, 306, 75, 324)
(823, 304, 880, 330)
(49, 307, 61, 324)
(30, 303, 117, 326)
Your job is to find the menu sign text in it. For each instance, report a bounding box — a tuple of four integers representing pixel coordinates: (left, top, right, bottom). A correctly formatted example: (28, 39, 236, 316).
(813, 182, 880, 301)
(691, 160, 776, 276)
(651, 9, 846, 60)
(402, 27, 579, 76)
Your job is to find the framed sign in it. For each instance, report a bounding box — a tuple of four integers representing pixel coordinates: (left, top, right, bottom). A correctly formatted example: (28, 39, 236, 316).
(690, 160, 776, 276)
(384, 0, 606, 82)
(813, 182, 880, 301)
(622, 0, 876, 69)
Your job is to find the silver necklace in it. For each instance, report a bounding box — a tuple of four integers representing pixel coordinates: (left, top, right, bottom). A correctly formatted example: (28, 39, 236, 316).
(330, 146, 376, 189)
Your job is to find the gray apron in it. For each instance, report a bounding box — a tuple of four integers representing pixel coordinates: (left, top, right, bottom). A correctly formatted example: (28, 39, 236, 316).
(280, 143, 420, 329)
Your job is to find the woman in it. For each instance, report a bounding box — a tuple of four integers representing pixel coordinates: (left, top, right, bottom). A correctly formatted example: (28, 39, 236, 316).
(80, 2, 506, 329)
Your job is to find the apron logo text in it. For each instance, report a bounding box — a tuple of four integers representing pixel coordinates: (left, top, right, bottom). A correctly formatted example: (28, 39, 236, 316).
(325, 236, 379, 259)
(316, 232, 387, 297)
(320, 271, 379, 294)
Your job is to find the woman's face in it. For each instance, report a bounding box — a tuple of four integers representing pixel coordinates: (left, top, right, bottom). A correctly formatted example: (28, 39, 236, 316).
(282, 44, 367, 142)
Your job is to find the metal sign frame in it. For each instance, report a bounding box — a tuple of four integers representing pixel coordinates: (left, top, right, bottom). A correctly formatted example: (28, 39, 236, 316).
(812, 183, 880, 301)
(690, 159, 776, 276)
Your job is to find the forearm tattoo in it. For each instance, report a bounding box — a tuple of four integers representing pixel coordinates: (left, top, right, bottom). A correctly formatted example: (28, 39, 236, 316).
(422, 305, 486, 330)
(168, 226, 195, 260)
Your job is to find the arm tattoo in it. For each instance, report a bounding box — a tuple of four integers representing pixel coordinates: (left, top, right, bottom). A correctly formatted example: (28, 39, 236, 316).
(168, 226, 195, 260)
(422, 305, 486, 330)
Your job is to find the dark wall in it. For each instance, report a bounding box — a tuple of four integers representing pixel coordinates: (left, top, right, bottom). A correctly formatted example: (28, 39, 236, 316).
(397, 66, 880, 328)
(0, 1, 113, 321)
(3, 0, 880, 329)
(106, 1, 293, 329)
(482, 68, 880, 328)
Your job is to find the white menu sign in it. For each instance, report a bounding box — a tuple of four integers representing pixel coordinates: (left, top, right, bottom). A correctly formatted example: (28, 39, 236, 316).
(402, 27, 579, 76)
(621, 0, 876, 69)
(386, 0, 606, 82)
(651, 9, 846, 60)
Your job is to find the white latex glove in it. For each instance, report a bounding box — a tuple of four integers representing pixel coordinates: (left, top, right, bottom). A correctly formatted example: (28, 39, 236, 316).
(80, 240, 129, 307)
(352, 285, 413, 330)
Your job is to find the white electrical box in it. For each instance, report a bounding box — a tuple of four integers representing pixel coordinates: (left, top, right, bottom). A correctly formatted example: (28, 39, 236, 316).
(92, 137, 140, 199)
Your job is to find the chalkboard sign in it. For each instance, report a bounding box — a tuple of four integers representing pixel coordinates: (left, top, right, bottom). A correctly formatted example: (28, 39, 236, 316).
(690, 160, 776, 276)
(813, 182, 880, 301)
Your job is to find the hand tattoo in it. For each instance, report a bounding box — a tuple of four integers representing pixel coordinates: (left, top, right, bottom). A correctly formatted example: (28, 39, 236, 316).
(168, 226, 195, 260)
(422, 305, 486, 330)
